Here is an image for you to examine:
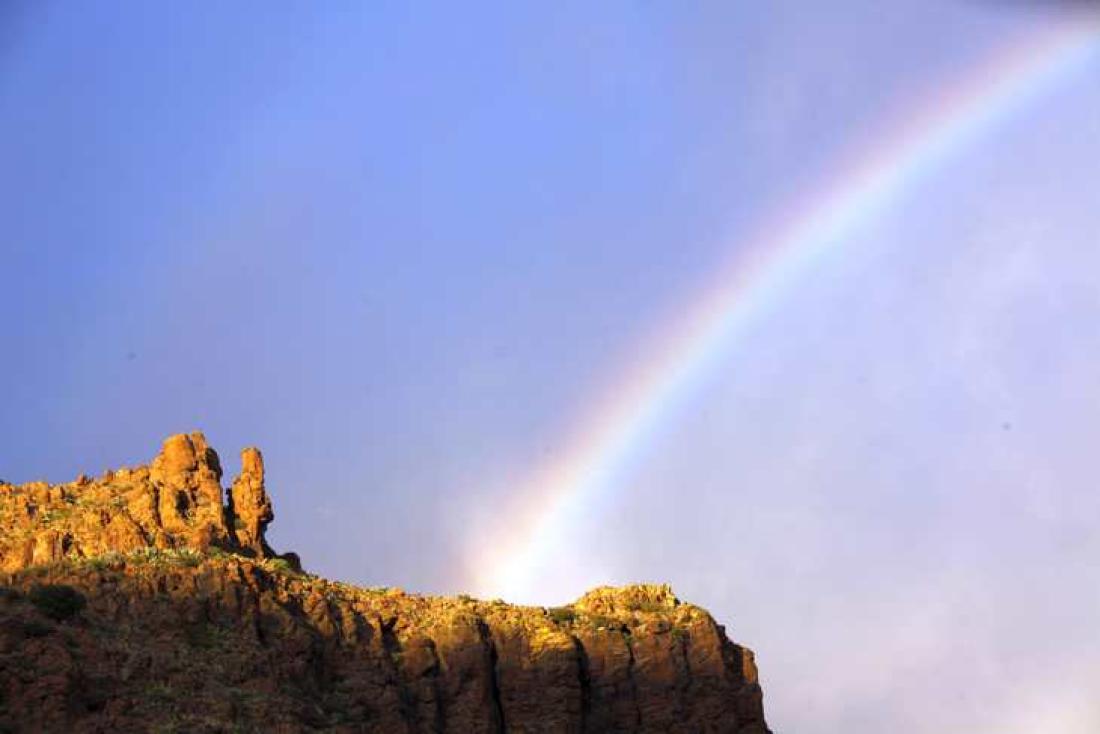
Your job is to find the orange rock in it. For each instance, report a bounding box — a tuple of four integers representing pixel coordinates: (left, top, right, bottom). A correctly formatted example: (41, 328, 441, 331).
(0, 432, 279, 572)
(228, 447, 274, 557)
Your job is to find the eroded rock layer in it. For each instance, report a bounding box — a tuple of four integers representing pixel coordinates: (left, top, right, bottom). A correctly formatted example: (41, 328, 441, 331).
(0, 435, 769, 733)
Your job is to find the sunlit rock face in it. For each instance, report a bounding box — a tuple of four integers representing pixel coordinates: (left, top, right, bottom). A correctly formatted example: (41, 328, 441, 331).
(228, 446, 274, 557)
(0, 434, 769, 733)
(0, 432, 277, 572)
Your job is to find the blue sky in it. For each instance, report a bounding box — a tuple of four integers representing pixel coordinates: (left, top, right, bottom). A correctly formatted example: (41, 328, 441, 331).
(3, 3, 1099, 732)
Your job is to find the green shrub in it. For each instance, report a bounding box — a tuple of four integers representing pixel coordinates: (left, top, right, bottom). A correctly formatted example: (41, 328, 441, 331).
(126, 547, 202, 567)
(81, 552, 123, 572)
(175, 549, 202, 567)
(28, 584, 86, 621)
(265, 557, 293, 575)
(547, 606, 576, 625)
(626, 600, 669, 614)
(585, 614, 619, 631)
(38, 507, 72, 526)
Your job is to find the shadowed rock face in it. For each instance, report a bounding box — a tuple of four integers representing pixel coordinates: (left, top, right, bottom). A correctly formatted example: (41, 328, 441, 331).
(0, 435, 770, 733)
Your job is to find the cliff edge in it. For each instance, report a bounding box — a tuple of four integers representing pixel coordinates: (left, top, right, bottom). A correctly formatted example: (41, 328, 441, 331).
(0, 433, 769, 733)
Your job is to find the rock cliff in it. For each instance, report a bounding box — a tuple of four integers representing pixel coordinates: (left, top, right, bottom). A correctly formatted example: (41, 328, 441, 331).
(0, 434, 769, 733)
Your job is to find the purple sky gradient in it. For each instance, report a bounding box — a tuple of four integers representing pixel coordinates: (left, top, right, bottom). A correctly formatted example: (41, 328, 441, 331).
(2, 3, 1099, 731)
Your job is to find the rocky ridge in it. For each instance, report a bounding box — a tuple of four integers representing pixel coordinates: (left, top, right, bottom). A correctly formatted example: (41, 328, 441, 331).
(0, 434, 769, 733)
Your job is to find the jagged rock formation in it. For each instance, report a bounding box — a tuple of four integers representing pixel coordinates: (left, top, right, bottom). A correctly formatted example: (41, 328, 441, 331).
(0, 434, 769, 733)
(0, 433, 282, 573)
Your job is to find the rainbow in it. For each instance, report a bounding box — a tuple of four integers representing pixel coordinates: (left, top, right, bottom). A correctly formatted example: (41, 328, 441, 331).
(471, 21, 1100, 604)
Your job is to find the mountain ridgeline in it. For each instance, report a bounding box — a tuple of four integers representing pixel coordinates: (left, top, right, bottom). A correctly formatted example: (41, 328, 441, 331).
(0, 433, 769, 733)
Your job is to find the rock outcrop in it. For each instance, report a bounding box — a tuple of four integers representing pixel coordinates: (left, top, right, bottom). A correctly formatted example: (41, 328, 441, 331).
(0, 434, 769, 733)
(0, 432, 278, 572)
